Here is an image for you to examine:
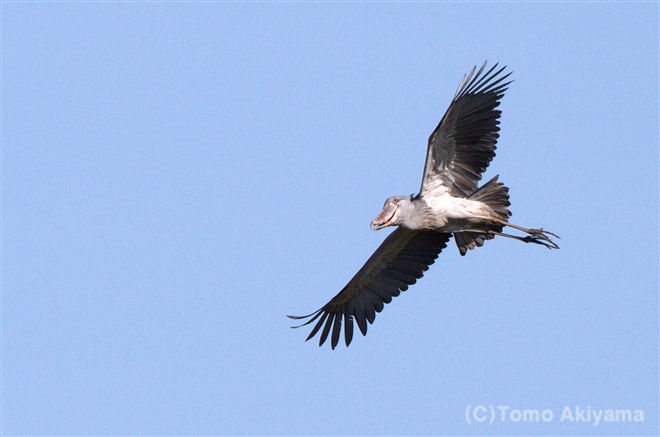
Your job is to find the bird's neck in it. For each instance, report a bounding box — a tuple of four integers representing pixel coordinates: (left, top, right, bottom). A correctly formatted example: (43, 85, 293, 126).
(399, 199, 435, 230)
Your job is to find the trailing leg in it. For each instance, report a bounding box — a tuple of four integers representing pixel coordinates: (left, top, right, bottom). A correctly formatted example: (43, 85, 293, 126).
(489, 230, 559, 249)
(484, 217, 560, 249)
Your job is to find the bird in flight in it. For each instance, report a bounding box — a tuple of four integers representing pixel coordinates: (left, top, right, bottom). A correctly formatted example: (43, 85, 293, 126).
(288, 62, 559, 349)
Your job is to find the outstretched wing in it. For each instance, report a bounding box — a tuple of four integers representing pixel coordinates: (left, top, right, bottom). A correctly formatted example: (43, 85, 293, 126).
(288, 228, 451, 349)
(420, 62, 512, 199)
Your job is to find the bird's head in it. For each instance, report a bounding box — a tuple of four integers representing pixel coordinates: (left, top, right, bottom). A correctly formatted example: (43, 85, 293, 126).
(370, 196, 414, 230)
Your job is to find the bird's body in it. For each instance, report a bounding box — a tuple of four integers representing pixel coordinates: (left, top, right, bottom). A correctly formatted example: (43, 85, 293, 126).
(289, 62, 559, 349)
(393, 194, 502, 231)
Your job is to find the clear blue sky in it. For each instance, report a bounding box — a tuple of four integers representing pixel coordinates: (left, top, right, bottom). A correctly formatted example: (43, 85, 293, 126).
(4, 2, 658, 435)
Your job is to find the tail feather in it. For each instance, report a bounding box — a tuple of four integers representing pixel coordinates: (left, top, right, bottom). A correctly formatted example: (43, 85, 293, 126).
(468, 175, 511, 220)
(455, 175, 511, 256)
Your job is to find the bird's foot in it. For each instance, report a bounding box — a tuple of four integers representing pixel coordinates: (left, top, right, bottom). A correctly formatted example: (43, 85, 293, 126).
(523, 230, 560, 250)
(528, 228, 561, 240)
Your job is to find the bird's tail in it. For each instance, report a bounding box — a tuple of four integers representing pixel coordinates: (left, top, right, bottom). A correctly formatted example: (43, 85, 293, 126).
(468, 175, 511, 221)
(454, 175, 512, 256)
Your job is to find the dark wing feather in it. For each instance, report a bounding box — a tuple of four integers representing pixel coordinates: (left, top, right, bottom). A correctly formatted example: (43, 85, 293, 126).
(288, 228, 451, 349)
(420, 62, 512, 198)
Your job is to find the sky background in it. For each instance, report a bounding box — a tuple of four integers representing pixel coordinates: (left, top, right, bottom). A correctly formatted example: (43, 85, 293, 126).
(3, 2, 658, 436)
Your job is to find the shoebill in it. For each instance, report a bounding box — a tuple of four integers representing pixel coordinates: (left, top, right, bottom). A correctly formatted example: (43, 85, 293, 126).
(289, 62, 559, 349)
